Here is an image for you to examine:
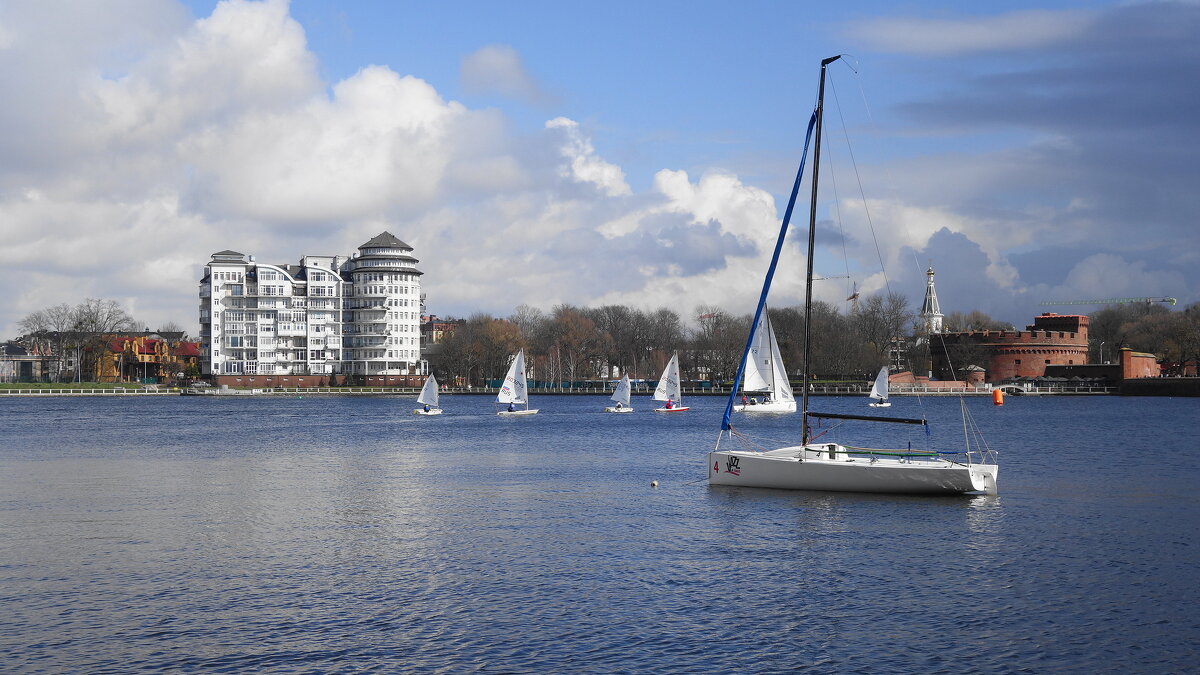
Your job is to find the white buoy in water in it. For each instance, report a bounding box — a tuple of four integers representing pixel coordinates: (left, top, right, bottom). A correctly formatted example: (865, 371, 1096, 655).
(650, 480, 659, 488)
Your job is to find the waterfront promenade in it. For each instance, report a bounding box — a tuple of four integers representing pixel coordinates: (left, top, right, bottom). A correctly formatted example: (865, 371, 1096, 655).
(1, 382, 1148, 397)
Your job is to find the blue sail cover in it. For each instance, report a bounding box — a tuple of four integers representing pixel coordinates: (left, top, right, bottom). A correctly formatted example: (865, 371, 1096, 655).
(721, 111, 818, 431)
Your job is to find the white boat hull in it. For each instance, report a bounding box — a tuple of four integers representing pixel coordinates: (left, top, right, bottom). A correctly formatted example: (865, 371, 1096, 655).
(869, 401, 891, 408)
(604, 406, 634, 413)
(413, 408, 442, 415)
(498, 409, 539, 416)
(708, 445, 998, 495)
(734, 400, 796, 413)
(654, 406, 690, 413)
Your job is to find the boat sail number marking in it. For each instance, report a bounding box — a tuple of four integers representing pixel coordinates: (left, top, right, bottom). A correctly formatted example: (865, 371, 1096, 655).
(719, 456, 740, 476)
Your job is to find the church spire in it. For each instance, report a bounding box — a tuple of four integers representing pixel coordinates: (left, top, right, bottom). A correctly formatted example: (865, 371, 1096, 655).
(921, 266, 944, 333)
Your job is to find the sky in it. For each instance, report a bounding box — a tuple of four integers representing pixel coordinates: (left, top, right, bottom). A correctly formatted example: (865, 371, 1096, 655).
(1, 0, 1197, 339)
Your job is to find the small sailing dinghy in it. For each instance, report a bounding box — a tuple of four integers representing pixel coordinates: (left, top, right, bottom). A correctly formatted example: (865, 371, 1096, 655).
(868, 366, 891, 408)
(734, 310, 796, 413)
(497, 349, 538, 416)
(413, 373, 442, 415)
(604, 374, 635, 413)
(708, 55, 997, 495)
(652, 352, 689, 413)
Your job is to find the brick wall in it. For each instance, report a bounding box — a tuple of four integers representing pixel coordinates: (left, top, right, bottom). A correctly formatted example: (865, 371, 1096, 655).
(931, 313, 1090, 383)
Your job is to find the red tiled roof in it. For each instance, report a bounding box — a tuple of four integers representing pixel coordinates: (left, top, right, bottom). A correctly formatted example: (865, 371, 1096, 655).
(173, 341, 201, 357)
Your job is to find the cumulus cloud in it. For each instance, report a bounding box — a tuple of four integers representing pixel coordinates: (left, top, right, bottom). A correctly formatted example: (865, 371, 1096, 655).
(0, 0, 782, 337)
(545, 117, 631, 197)
(3, 0, 1196, 340)
(460, 44, 555, 106)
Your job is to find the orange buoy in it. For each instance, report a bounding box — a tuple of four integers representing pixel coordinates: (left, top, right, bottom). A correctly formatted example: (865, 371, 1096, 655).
(992, 388, 1004, 406)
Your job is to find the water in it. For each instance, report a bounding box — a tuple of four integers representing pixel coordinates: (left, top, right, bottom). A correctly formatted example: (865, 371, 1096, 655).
(1, 393, 1197, 672)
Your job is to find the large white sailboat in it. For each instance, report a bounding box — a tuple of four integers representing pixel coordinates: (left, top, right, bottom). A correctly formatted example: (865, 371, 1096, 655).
(604, 374, 635, 413)
(868, 366, 891, 408)
(497, 350, 538, 416)
(413, 373, 442, 415)
(652, 353, 689, 413)
(733, 311, 796, 413)
(708, 56, 998, 495)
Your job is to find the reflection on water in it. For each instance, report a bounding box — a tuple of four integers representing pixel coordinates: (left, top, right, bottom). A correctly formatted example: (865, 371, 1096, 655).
(1, 394, 1197, 672)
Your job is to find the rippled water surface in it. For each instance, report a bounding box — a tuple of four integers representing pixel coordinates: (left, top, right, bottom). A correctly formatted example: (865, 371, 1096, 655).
(2, 393, 1197, 672)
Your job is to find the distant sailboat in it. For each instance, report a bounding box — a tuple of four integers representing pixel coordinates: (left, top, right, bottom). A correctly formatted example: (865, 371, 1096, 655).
(734, 310, 796, 413)
(413, 373, 442, 415)
(497, 349, 538, 416)
(868, 366, 891, 408)
(604, 374, 634, 413)
(652, 352, 689, 413)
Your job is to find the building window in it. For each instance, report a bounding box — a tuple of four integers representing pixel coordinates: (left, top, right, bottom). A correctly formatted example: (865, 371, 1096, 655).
(1014, 359, 1021, 365)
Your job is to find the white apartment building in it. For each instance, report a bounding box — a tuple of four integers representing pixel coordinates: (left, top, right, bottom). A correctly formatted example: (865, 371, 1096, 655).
(199, 232, 424, 380)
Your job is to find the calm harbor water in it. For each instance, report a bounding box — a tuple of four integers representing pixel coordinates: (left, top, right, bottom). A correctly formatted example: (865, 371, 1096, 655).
(1, 393, 1197, 672)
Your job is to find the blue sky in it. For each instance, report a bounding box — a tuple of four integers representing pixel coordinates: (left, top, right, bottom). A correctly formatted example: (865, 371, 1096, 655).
(1, 0, 1196, 338)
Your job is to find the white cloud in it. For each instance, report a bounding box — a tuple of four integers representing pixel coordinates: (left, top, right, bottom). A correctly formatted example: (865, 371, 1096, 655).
(6, 1, 1192, 341)
(851, 9, 1097, 55)
(460, 44, 554, 106)
(0, 0, 785, 339)
(546, 117, 632, 197)
(185, 65, 469, 223)
(1052, 253, 1186, 301)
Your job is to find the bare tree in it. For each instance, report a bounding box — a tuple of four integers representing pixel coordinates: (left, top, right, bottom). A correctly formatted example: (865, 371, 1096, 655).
(852, 292, 913, 365)
(691, 306, 747, 385)
(157, 321, 189, 339)
(549, 304, 608, 386)
(72, 298, 138, 333)
(17, 299, 138, 381)
(509, 305, 544, 343)
(943, 310, 1010, 332)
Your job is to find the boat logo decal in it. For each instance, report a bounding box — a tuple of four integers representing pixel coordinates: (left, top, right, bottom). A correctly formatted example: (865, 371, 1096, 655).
(725, 456, 741, 476)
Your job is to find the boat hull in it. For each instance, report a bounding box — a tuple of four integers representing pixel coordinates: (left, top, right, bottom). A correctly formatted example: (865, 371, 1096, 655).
(498, 409, 539, 416)
(868, 401, 891, 408)
(604, 406, 634, 413)
(708, 446, 998, 495)
(413, 408, 442, 415)
(734, 401, 796, 413)
(653, 406, 690, 413)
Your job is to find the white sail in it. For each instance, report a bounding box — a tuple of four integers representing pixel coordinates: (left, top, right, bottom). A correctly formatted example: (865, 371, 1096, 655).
(653, 353, 682, 402)
(742, 314, 773, 393)
(611, 375, 632, 406)
(707, 55, 998, 495)
(497, 350, 528, 404)
(743, 313, 794, 403)
(417, 374, 439, 407)
(869, 366, 889, 403)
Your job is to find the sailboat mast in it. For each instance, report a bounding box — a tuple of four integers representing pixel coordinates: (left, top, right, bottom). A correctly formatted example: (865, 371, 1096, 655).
(801, 55, 840, 446)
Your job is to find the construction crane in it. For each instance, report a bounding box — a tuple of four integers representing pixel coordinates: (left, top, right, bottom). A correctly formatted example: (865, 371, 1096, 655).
(1040, 297, 1177, 307)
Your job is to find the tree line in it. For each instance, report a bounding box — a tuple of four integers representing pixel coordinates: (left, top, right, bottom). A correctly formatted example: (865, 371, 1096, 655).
(430, 297, 1200, 386)
(11, 295, 1198, 385)
(14, 299, 187, 382)
(430, 293, 918, 387)
(1088, 302, 1200, 374)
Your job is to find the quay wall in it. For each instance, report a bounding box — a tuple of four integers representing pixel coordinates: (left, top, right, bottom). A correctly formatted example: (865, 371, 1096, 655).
(1119, 378, 1200, 397)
